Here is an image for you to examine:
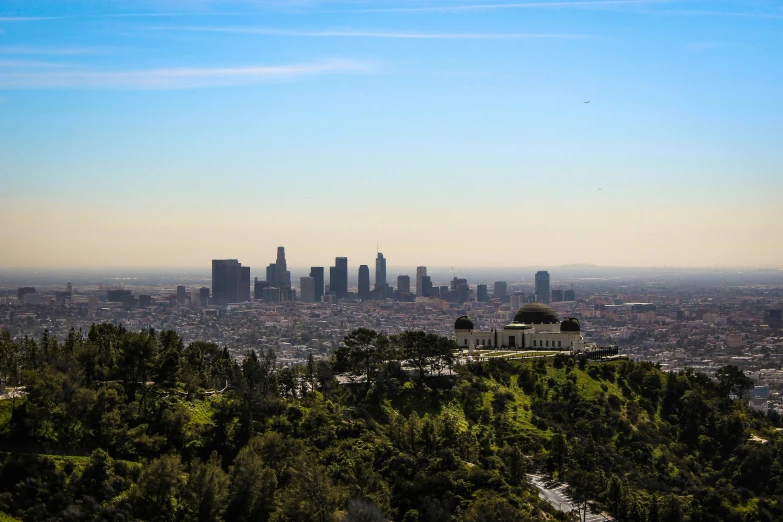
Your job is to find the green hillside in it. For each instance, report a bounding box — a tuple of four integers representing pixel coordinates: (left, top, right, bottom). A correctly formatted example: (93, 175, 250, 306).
(0, 325, 780, 521)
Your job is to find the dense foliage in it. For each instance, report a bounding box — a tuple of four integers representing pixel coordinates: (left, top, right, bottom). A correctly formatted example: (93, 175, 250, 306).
(0, 325, 780, 521)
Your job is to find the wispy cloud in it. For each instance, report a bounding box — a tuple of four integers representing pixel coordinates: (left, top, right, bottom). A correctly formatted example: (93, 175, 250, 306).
(0, 59, 371, 89)
(0, 12, 258, 22)
(0, 17, 58, 22)
(156, 26, 588, 39)
(647, 9, 783, 19)
(0, 45, 105, 56)
(352, 0, 673, 13)
(0, 59, 70, 68)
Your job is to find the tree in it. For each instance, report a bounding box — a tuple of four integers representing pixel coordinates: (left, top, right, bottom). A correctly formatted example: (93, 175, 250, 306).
(0, 331, 22, 416)
(78, 449, 115, 502)
(180, 452, 230, 522)
(605, 475, 624, 519)
(501, 445, 526, 487)
(648, 494, 660, 522)
(227, 444, 277, 522)
(460, 494, 531, 522)
(305, 353, 316, 392)
(547, 432, 568, 478)
(659, 494, 683, 522)
(341, 498, 388, 522)
(117, 331, 157, 400)
(716, 365, 754, 400)
(393, 331, 432, 383)
(133, 454, 184, 522)
(343, 328, 388, 392)
(430, 336, 457, 376)
(154, 329, 184, 388)
(275, 460, 341, 522)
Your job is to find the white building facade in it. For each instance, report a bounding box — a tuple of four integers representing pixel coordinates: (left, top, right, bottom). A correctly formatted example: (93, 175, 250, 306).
(454, 303, 585, 353)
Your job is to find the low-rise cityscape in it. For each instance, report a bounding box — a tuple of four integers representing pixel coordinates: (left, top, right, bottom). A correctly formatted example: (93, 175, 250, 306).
(2, 247, 781, 413)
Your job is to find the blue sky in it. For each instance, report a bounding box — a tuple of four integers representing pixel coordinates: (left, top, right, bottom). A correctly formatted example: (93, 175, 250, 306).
(0, 0, 781, 269)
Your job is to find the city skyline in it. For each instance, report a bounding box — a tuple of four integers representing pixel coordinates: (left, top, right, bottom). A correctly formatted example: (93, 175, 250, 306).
(1, 0, 781, 269)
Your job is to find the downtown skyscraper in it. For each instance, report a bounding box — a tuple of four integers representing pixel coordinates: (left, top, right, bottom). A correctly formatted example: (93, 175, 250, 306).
(358, 265, 370, 300)
(211, 259, 250, 305)
(535, 270, 551, 304)
(416, 266, 427, 297)
(309, 267, 324, 303)
(397, 275, 411, 294)
(375, 252, 387, 298)
(330, 257, 348, 299)
(266, 246, 291, 290)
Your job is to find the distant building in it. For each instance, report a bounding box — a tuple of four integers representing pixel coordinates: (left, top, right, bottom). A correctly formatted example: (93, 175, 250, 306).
(139, 295, 153, 308)
(358, 265, 370, 300)
(199, 287, 210, 306)
(266, 264, 276, 289)
(416, 266, 427, 297)
(397, 275, 411, 294)
(212, 259, 250, 305)
(55, 281, 73, 304)
(551, 289, 563, 302)
(765, 309, 782, 329)
(421, 275, 433, 297)
(375, 252, 387, 298)
(262, 287, 281, 302)
(267, 247, 291, 289)
(17, 287, 36, 301)
(564, 288, 575, 301)
(535, 271, 550, 304)
(476, 284, 489, 302)
(107, 289, 132, 303)
(254, 277, 269, 300)
(331, 257, 348, 299)
(310, 267, 324, 303)
(177, 285, 186, 303)
(493, 281, 507, 299)
(300, 277, 316, 303)
(727, 333, 744, 348)
(240, 267, 251, 302)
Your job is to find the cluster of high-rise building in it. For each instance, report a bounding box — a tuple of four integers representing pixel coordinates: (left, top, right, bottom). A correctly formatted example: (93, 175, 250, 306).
(208, 249, 574, 308)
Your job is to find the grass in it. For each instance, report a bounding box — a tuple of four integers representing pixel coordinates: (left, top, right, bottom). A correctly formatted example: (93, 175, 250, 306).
(0, 397, 25, 435)
(179, 394, 222, 426)
(0, 511, 21, 522)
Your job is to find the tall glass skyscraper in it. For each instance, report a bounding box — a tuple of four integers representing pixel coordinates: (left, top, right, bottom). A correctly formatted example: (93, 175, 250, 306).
(331, 257, 348, 299)
(416, 266, 427, 297)
(535, 270, 551, 305)
(309, 266, 324, 303)
(212, 259, 250, 305)
(358, 265, 370, 300)
(375, 252, 387, 297)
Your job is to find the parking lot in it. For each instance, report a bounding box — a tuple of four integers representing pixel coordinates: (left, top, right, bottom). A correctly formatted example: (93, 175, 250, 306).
(527, 474, 613, 522)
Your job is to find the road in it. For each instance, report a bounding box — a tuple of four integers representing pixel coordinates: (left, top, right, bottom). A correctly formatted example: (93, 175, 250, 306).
(0, 387, 26, 401)
(527, 474, 612, 522)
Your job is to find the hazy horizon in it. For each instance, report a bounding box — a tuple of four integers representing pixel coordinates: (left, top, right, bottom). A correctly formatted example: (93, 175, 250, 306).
(1, 0, 781, 268)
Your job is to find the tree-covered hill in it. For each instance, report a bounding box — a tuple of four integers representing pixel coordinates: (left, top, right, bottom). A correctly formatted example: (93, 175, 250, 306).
(0, 325, 780, 521)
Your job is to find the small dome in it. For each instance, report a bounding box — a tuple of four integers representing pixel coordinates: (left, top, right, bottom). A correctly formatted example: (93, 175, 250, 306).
(504, 321, 531, 331)
(514, 303, 559, 324)
(455, 316, 475, 330)
(560, 318, 581, 332)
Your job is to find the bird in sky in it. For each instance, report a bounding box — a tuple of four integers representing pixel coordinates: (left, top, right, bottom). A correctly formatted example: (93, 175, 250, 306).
(585, 101, 590, 104)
